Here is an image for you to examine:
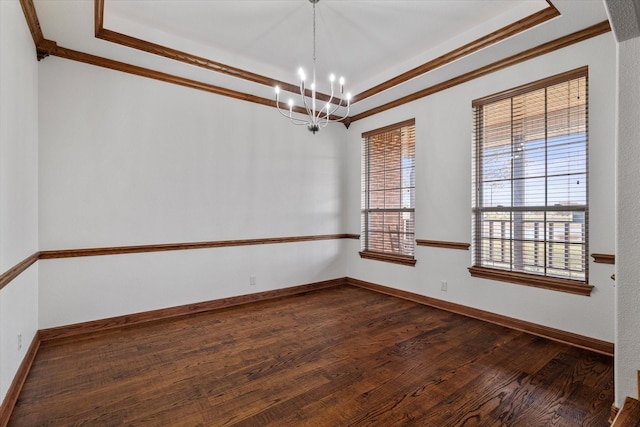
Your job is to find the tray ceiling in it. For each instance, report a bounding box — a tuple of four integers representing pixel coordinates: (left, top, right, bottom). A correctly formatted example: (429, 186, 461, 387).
(31, 0, 610, 121)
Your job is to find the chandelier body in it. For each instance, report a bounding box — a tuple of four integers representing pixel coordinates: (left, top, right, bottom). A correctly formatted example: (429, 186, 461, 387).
(275, 0, 351, 133)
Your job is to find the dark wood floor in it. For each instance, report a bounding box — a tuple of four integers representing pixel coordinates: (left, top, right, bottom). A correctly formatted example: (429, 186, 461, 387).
(9, 285, 613, 426)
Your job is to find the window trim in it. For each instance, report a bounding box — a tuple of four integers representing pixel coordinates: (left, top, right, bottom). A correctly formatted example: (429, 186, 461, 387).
(468, 266, 593, 296)
(360, 118, 416, 266)
(359, 250, 417, 266)
(470, 67, 592, 295)
(471, 66, 588, 107)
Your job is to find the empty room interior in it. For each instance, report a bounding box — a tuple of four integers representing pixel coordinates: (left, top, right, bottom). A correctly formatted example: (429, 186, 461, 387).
(1, 0, 640, 425)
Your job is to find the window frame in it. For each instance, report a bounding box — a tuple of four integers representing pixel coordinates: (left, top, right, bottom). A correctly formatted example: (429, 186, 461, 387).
(360, 119, 416, 266)
(469, 67, 593, 296)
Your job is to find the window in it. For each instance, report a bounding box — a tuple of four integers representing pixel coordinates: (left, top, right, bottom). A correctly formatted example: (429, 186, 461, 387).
(470, 67, 591, 295)
(360, 119, 416, 266)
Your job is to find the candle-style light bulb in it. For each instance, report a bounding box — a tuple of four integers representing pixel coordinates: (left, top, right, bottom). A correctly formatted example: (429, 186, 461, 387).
(298, 68, 306, 92)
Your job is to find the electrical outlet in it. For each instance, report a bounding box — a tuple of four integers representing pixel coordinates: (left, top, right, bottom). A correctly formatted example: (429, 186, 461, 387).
(249, 276, 256, 286)
(17, 333, 22, 350)
(440, 281, 448, 292)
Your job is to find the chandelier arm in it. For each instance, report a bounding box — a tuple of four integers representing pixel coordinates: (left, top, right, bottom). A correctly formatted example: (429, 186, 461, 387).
(313, 102, 326, 124)
(326, 105, 351, 122)
(298, 81, 315, 120)
(327, 85, 349, 112)
(291, 119, 314, 126)
(274, 97, 293, 117)
(285, 107, 313, 125)
(326, 98, 348, 118)
(316, 86, 336, 121)
(313, 112, 325, 127)
(327, 86, 336, 105)
(332, 107, 351, 122)
(275, 104, 296, 119)
(275, 100, 315, 125)
(301, 98, 315, 122)
(284, 110, 314, 126)
(326, 100, 342, 116)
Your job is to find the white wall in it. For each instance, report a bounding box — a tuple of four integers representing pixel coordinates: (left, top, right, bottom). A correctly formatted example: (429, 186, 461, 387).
(0, 0, 39, 404)
(615, 35, 640, 407)
(346, 33, 617, 343)
(38, 57, 348, 328)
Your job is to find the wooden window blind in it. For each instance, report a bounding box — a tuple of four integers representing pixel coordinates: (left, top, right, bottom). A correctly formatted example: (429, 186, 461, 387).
(470, 67, 590, 294)
(360, 119, 416, 266)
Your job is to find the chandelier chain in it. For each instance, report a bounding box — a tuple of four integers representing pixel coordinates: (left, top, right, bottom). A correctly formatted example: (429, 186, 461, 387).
(312, 1, 316, 65)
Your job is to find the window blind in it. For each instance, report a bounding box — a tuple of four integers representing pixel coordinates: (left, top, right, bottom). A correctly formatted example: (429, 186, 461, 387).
(472, 68, 588, 282)
(361, 119, 416, 259)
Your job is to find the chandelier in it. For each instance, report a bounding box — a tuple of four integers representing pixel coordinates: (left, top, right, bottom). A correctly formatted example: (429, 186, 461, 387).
(274, 0, 351, 134)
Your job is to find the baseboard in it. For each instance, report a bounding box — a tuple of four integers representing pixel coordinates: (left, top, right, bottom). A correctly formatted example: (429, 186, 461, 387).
(346, 277, 614, 356)
(0, 333, 41, 427)
(39, 278, 346, 342)
(31, 276, 617, 356)
(3, 275, 614, 426)
(611, 397, 640, 426)
(610, 402, 620, 425)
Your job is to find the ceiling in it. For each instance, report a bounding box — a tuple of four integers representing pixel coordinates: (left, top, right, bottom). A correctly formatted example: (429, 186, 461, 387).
(31, 0, 610, 121)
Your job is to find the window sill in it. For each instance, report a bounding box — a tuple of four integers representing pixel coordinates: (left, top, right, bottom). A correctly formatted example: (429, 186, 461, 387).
(468, 266, 593, 296)
(359, 251, 416, 267)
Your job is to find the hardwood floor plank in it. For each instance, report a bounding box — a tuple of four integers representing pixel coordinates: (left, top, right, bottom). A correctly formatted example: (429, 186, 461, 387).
(8, 286, 613, 426)
(356, 333, 554, 425)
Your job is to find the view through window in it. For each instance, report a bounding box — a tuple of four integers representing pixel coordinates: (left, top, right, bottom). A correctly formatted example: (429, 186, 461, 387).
(471, 68, 588, 286)
(361, 119, 416, 264)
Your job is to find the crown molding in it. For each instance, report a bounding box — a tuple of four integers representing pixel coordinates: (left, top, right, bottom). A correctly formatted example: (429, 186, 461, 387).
(19, 1, 610, 125)
(93, 0, 561, 109)
(350, 20, 611, 123)
(351, 2, 560, 103)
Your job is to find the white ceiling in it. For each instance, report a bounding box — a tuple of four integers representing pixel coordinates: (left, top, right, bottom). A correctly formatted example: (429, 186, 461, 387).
(32, 0, 610, 117)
